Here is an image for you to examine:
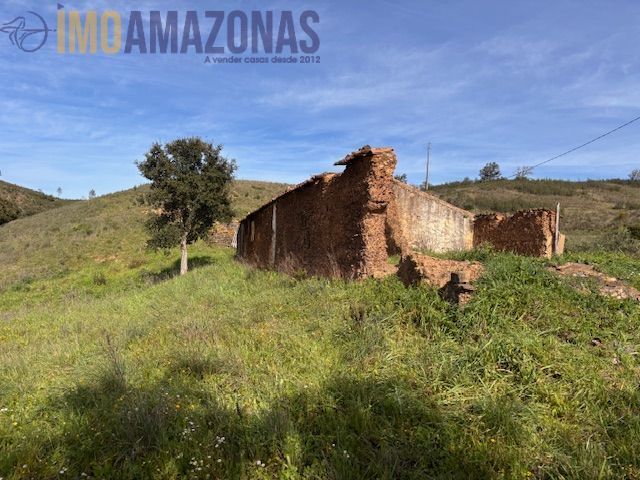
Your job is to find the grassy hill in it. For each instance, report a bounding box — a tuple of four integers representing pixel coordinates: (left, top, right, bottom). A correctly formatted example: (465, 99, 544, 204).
(429, 178, 640, 252)
(0, 180, 289, 302)
(1, 178, 640, 479)
(0, 180, 72, 225)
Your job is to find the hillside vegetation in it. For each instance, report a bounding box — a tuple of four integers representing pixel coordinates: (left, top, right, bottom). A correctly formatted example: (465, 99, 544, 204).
(1, 178, 640, 479)
(0, 180, 72, 225)
(0, 180, 287, 296)
(430, 178, 640, 251)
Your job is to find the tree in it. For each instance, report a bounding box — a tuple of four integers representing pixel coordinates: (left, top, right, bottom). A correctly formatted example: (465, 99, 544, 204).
(88, 189, 96, 200)
(514, 166, 533, 180)
(479, 162, 501, 181)
(137, 138, 236, 275)
(56, 187, 63, 197)
(630, 169, 640, 182)
(394, 173, 408, 183)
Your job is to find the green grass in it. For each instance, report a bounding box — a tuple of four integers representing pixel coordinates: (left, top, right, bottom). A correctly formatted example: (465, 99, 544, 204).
(1, 182, 640, 479)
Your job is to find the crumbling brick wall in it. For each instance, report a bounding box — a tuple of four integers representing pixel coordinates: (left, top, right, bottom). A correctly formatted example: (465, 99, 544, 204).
(390, 181, 474, 253)
(473, 209, 564, 258)
(236, 146, 397, 278)
(237, 146, 566, 280)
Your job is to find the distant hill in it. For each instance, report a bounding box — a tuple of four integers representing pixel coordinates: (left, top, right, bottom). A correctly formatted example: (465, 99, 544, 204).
(0, 180, 72, 225)
(429, 178, 640, 251)
(228, 179, 290, 218)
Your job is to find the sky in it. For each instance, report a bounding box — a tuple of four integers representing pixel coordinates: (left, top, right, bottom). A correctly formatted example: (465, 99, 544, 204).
(0, 0, 639, 198)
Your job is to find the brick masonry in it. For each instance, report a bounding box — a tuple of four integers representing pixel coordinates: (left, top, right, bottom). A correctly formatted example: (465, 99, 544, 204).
(237, 146, 397, 278)
(237, 146, 565, 280)
(473, 209, 565, 258)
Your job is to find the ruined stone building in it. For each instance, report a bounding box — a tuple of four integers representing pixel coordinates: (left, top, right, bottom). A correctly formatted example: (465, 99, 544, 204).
(236, 146, 564, 280)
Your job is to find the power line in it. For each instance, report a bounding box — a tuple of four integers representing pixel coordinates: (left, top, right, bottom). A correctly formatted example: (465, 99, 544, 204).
(509, 113, 640, 178)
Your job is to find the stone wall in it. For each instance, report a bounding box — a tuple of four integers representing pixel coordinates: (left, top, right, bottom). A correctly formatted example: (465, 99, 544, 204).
(236, 146, 397, 279)
(391, 181, 474, 253)
(473, 209, 565, 258)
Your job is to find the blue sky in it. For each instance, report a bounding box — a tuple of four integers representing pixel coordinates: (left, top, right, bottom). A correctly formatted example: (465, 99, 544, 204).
(1, 0, 639, 198)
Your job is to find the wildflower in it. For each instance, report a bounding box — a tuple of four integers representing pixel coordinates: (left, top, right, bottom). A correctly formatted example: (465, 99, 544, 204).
(217, 459, 222, 463)
(0, 407, 8, 413)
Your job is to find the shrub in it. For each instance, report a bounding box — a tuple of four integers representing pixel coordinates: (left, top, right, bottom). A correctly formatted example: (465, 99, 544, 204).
(93, 272, 108, 286)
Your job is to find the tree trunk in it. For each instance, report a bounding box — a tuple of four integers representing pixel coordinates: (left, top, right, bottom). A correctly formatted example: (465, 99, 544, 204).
(180, 235, 188, 276)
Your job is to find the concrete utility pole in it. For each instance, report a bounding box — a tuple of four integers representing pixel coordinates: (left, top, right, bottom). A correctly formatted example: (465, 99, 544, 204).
(425, 142, 431, 191)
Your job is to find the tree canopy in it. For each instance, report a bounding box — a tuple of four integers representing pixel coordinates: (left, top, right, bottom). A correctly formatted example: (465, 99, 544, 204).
(479, 162, 502, 181)
(137, 137, 236, 274)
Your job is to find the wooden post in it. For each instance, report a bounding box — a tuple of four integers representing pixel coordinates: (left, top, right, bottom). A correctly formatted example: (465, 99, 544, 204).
(554, 202, 560, 255)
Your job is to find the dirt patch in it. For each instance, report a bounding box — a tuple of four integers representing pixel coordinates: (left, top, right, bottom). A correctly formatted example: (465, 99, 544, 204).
(550, 262, 640, 301)
(93, 255, 117, 264)
(397, 253, 484, 304)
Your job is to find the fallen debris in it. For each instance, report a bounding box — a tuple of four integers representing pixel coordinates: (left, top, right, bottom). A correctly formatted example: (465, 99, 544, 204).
(550, 263, 640, 301)
(397, 253, 484, 304)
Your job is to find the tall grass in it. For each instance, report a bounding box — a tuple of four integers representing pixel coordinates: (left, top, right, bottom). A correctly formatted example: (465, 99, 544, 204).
(1, 247, 640, 479)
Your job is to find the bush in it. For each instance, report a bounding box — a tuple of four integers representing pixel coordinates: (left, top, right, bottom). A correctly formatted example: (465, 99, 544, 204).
(595, 227, 640, 254)
(0, 197, 20, 225)
(627, 224, 640, 240)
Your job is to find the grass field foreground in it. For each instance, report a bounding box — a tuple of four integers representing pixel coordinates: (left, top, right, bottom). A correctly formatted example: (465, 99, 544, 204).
(1, 183, 640, 478)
